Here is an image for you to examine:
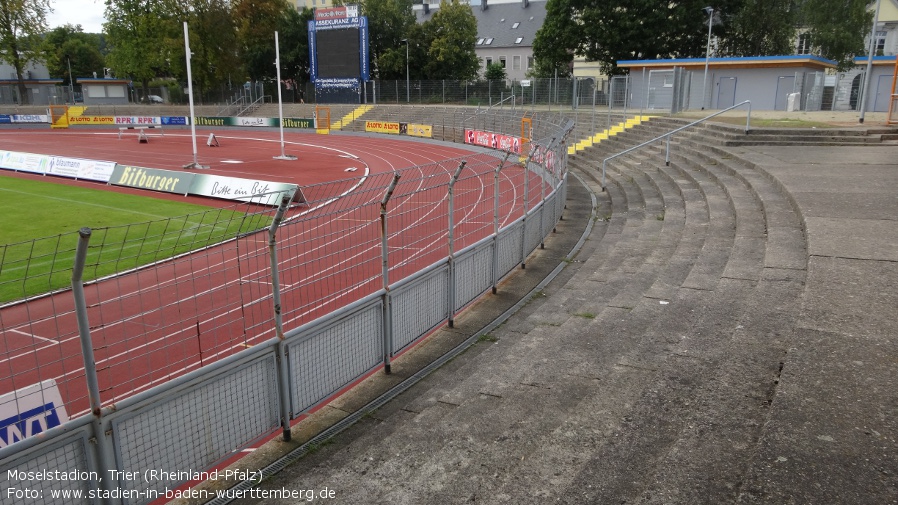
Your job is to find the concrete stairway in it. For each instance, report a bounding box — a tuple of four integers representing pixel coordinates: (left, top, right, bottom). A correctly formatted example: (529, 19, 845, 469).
(227, 115, 897, 504)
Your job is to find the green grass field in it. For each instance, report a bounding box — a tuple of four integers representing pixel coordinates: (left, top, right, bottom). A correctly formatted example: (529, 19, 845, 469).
(0, 175, 273, 303)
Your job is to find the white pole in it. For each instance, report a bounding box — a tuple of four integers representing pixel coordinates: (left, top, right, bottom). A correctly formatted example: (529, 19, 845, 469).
(183, 22, 207, 169)
(274, 31, 296, 160)
(859, 0, 882, 123)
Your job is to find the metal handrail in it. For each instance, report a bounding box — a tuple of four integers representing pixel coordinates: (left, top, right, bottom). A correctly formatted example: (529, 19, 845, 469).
(600, 100, 752, 191)
(237, 95, 269, 116)
(465, 93, 517, 123)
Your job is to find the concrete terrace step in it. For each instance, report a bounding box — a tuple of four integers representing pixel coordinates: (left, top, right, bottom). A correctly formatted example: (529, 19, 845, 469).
(673, 118, 893, 146)
(213, 111, 895, 504)
(541, 150, 768, 502)
(558, 133, 809, 503)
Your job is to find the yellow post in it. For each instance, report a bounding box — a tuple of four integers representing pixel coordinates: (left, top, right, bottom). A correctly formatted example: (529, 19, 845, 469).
(50, 105, 69, 129)
(315, 106, 331, 134)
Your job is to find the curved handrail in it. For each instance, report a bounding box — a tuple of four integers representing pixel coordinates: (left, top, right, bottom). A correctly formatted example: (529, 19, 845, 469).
(600, 100, 752, 191)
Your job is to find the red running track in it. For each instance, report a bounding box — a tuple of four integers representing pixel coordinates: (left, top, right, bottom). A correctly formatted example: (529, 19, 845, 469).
(0, 128, 546, 420)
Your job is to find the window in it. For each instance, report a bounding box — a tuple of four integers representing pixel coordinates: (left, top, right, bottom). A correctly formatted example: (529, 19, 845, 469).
(875, 30, 887, 55)
(512, 22, 520, 29)
(513, 55, 521, 70)
(499, 56, 506, 68)
(477, 38, 485, 45)
(484, 38, 493, 45)
(797, 33, 811, 55)
(515, 37, 523, 44)
(527, 56, 534, 69)
(485, 57, 493, 68)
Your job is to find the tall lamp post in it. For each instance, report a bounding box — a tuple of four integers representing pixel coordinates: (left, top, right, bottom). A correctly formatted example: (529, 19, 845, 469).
(401, 38, 409, 103)
(859, 0, 883, 123)
(701, 6, 715, 110)
(66, 55, 74, 103)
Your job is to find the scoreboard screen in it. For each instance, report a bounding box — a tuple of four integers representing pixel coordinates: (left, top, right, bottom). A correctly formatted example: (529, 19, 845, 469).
(316, 28, 361, 79)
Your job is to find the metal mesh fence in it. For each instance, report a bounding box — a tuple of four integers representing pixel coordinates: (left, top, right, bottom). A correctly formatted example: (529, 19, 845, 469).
(454, 242, 495, 311)
(0, 199, 283, 431)
(391, 266, 450, 353)
(1, 105, 573, 503)
(497, 222, 524, 278)
(287, 298, 383, 413)
(364, 78, 586, 109)
(0, 427, 95, 505)
(110, 353, 280, 502)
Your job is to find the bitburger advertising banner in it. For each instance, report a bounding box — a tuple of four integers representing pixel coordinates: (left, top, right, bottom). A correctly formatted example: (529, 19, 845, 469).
(110, 165, 196, 195)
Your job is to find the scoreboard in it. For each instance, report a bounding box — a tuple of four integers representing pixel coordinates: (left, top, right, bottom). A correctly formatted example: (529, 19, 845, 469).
(308, 5, 369, 102)
(316, 28, 362, 79)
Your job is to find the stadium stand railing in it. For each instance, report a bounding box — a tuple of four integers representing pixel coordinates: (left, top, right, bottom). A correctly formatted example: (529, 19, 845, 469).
(0, 106, 574, 504)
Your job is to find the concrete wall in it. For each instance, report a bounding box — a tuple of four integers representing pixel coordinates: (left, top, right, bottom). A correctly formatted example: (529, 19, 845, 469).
(79, 79, 131, 105)
(620, 57, 836, 112)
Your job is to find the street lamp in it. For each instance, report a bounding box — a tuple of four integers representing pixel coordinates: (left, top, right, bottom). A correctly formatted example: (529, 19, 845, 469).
(401, 38, 409, 103)
(701, 6, 714, 110)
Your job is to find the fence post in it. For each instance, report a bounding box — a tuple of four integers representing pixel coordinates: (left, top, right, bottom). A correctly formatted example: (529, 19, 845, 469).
(380, 174, 401, 373)
(492, 152, 511, 294)
(447, 161, 467, 327)
(521, 152, 531, 269)
(267, 194, 294, 441)
(540, 136, 557, 249)
(665, 134, 672, 166)
(71, 228, 118, 500)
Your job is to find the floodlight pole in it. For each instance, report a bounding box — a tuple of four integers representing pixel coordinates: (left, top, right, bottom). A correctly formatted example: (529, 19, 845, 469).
(274, 31, 296, 160)
(401, 39, 409, 103)
(182, 22, 207, 169)
(859, 0, 883, 124)
(66, 56, 74, 103)
(701, 6, 714, 110)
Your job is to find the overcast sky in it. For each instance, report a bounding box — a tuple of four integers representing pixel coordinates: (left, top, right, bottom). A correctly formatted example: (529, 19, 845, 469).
(47, 0, 106, 33)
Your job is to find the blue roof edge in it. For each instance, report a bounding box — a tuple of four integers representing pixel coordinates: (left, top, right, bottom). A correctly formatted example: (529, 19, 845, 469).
(617, 54, 837, 66)
(852, 55, 897, 63)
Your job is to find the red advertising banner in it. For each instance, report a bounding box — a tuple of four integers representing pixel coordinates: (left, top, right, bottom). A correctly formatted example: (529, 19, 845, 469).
(314, 5, 358, 20)
(464, 129, 522, 154)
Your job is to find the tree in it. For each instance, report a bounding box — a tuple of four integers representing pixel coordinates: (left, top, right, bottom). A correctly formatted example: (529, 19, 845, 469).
(717, 0, 796, 57)
(533, 0, 713, 77)
(359, 0, 416, 79)
(800, 0, 871, 71)
(421, 0, 479, 80)
(531, 0, 578, 77)
(104, 0, 171, 102)
(277, 6, 313, 95)
(0, 0, 51, 104)
(167, 0, 240, 102)
(41, 24, 105, 88)
(485, 62, 506, 81)
(232, 0, 292, 82)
